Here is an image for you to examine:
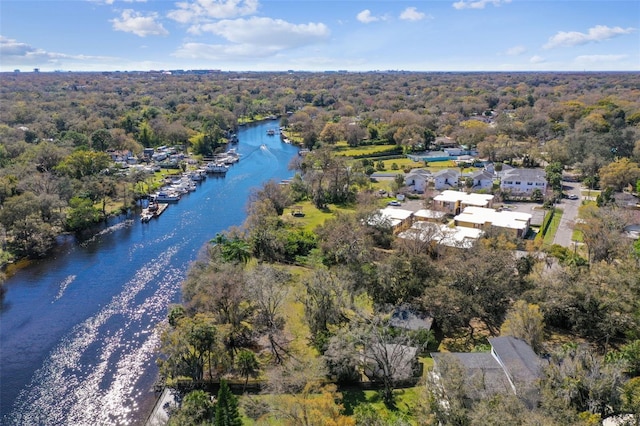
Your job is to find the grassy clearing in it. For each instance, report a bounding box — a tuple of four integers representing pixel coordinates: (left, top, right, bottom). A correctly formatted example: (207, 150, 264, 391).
(284, 201, 355, 231)
(572, 229, 583, 242)
(543, 208, 563, 247)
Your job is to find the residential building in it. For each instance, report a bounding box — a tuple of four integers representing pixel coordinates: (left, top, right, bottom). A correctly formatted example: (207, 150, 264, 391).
(433, 169, 460, 190)
(397, 221, 483, 249)
(389, 305, 434, 332)
(413, 209, 446, 223)
(370, 207, 414, 233)
(500, 168, 547, 196)
(433, 190, 495, 215)
(467, 169, 494, 191)
(454, 206, 532, 238)
(431, 336, 542, 408)
(405, 169, 431, 193)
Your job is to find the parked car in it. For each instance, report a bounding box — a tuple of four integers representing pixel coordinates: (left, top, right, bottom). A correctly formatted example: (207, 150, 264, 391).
(388, 200, 401, 206)
(567, 194, 579, 200)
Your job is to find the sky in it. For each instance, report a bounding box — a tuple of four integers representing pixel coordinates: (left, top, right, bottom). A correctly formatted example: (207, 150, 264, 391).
(1, 0, 639, 72)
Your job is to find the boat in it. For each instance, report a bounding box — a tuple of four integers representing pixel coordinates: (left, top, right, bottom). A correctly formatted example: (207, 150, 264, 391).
(154, 191, 180, 203)
(266, 129, 276, 136)
(204, 162, 229, 174)
(140, 211, 154, 223)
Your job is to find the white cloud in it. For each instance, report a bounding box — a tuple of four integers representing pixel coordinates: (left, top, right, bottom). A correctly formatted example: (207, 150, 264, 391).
(505, 45, 526, 56)
(175, 17, 330, 60)
(575, 54, 628, 63)
(0, 36, 116, 70)
(399, 7, 430, 21)
(544, 25, 635, 49)
(357, 9, 379, 24)
(196, 17, 329, 46)
(111, 10, 169, 37)
(168, 0, 258, 25)
(529, 55, 545, 64)
(452, 0, 511, 10)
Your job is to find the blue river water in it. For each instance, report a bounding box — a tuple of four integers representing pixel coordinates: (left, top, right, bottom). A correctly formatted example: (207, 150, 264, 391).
(0, 121, 296, 425)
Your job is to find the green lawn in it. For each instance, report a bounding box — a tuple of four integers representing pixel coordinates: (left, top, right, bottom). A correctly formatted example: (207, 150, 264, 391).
(285, 201, 354, 231)
(543, 208, 564, 246)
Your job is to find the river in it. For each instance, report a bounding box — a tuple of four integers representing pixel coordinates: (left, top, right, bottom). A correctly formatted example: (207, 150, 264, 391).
(0, 121, 296, 425)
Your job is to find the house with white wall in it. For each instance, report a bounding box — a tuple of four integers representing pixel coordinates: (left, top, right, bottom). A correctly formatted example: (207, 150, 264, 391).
(500, 168, 547, 196)
(433, 169, 460, 190)
(405, 169, 430, 193)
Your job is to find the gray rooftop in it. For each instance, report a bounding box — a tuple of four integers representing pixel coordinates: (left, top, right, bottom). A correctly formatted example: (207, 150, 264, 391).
(489, 336, 542, 387)
(389, 307, 434, 331)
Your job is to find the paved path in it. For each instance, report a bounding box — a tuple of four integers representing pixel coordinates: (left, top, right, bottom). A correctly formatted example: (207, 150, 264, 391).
(145, 388, 176, 426)
(552, 182, 582, 247)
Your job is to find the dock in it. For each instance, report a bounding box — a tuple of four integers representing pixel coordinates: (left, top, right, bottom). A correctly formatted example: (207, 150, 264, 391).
(141, 203, 168, 222)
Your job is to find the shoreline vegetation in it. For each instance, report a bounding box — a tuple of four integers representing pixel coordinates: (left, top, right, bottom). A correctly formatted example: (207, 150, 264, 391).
(2, 71, 640, 424)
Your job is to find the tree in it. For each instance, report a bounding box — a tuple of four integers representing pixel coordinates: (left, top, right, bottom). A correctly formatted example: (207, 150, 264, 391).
(55, 150, 111, 179)
(220, 237, 251, 264)
(500, 300, 545, 353)
(303, 269, 351, 351)
(599, 158, 640, 191)
(270, 382, 355, 426)
(182, 262, 255, 359)
(357, 317, 420, 407)
(90, 128, 113, 151)
(214, 380, 242, 426)
(323, 327, 361, 383)
(157, 314, 223, 382)
(246, 264, 291, 363)
(540, 344, 626, 420)
(168, 390, 215, 426)
(65, 196, 101, 232)
(251, 179, 291, 216)
(236, 349, 259, 391)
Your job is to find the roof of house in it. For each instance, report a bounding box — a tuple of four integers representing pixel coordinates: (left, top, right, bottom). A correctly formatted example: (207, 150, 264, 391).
(397, 221, 483, 248)
(433, 190, 494, 206)
(455, 206, 531, 230)
(406, 169, 431, 180)
(431, 352, 512, 399)
(379, 207, 414, 221)
(433, 169, 460, 179)
(389, 306, 434, 331)
(364, 343, 419, 381)
(431, 336, 542, 405)
(469, 169, 494, 180)
(368, 207, 413, 228)
(489, 336, 542, 388)
(502, 168, 547, 183)
(414, 209, 446, 220)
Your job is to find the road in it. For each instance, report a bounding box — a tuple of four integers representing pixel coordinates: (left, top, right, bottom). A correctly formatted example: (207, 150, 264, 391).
(552, 181, 582, 247)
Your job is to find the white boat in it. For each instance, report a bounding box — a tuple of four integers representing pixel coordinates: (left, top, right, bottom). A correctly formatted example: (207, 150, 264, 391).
(205, 162, 229, 174)
(189, 171, 204, 181)
(154, 191, 180, 203)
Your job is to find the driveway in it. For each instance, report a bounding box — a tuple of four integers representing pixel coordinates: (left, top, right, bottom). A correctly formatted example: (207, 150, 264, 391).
(552, 181, 582, 247)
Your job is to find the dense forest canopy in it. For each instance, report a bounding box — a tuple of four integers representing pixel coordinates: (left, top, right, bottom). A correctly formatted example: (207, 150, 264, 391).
(1, 71, 640, 424)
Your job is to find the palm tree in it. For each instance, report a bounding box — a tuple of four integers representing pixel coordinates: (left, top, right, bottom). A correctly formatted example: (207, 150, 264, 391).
(221, 238, 251, 264)
(236, 349, 259, 391)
